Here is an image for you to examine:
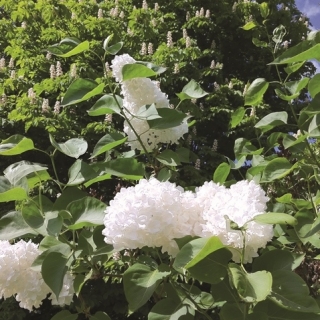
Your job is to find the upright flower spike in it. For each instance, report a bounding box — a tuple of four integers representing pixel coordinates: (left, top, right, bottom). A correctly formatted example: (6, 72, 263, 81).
(154, 3, 159, 11)
(185, 36, 191, 48)
(50, 64, 56, 78)
(8, 58, 14, 68)
(147, 43, 153, 55)
(56, 61, 63, 76)
(41, 98, 50, 113)
(173, 63, 180, 74)
(0, 58, 5, 69)
(98, 8, 103, 18)
(167, 31, 173, 48)
(142, 0, 148, 10)
(54, 101, 61, 114)
(140, 42, 147, 55)
(182, 28, 188, 38)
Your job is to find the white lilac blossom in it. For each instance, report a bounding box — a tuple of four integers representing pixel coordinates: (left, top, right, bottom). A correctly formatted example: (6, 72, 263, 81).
(111, 54, 188, 151)
(102, 179, 201, 256)
(103, 179, 272, 263)
(195, 180, 272, 263)
(0, 240, 74, 311)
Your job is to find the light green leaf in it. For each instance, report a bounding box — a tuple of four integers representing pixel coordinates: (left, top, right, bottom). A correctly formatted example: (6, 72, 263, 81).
(308, 74, 320, 98)
(91, 133, 127, 158)
(0, 176, 28, 202)
(276, 193, 292, 204)
(87, 94, 122, 116)
(136, 104, 161, 120)
(253, 212, 297, 226)
(260, 2, 269, 18)
(0, 135, 34, 155)
(284, 61, 305, 75)
(49, 135, 88, 159)
(147, 108, 189, 129)
(122, 64, 157, 81)
(275, 88, 300, 101)
(176, 79, 208, 101)
(244, 78, 269, 106)
(67, 196, 106, 229)
(62, 79, 104, 106)
(0, 211, 37, 240)
(242, 21, 259, 30)
(42, 252, 68, 299)
(136, 61, 167, 75)
(229, 264, 272, 303)
(230, 107, 246, 128)
(123, 263, 170, 312)
(272, 25, 286, 44)
(255, 111, 288, 133)
(308, 114, 320, 137)
(103, 35, 113, 50)
(67, 160, 97, 186)
(157, 168, 172, 182)
(285, 78, 309, 95)
(48, 40, 89, 58)
(213, 163, 231, 184)
(261, 158, 294, 182)
(156, 150, 181, 166)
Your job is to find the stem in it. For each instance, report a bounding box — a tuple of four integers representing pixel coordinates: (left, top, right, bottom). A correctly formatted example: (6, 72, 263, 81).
(307, 179, 318, 218)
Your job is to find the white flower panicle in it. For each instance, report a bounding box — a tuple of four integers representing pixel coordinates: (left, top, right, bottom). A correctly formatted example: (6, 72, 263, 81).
(147, 42, 153, 55)
(142, 0, 148, 9)
(10, 70, 16, 79)
(186, 36, 191, 48)
(140, 42, 147, 55)
(50, 64, 56, 78)
(98, 8, 103, 18)
(0, 58, 5, 69)
(54, 101, 61, 114)
(21, 21, 27, 28)
(111, 54, 188, 151)
(173, 63, 180, 74)
(167, 31, 173, 48)
(103, 179, 272, 263)
(154, 3, 159, 11)
(56, 61, 63, 76)
(70, 64, 77, 78)
(42, 98, 50, 113)
(9, 58, 14, 68)
(0, 240, 74, 311)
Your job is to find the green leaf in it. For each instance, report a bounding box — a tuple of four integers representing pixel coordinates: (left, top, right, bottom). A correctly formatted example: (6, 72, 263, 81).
(255, 300, 320, 320)
(271, 43, 320, 65)
(136, 104, 161, 120)
(308, 74, 320, 98)
(270, 270, 320, 313)
(0, 176, 28, 202)
(260, 2, 269, 18)
(41, 252, 68, 299)
(255, 111, 288, 133)
(91, 133, 127, 158)
(48, 40, 89, 58)
(252, 38, 268, 48)
(229, 264, 272, 303)
(230, 107, 246, 128)
(53, 187, 87, 211)
(157, 168, 172, 182)
(91, 158, 145, 180)
(276, 193, 292, 204)
(261, 158, 294, 182)
(22, 201, 44, 230)
(87, 94, 122, 116)
(308, 114, 320, 137)
(51, 310, 78, 320)
(0, 135, 34, 155)
(175, 147, 190, 163)
(244, 78, 269, 106)
(67, 160, 97, 186)
(122, 64, 158, 81)
(220, 303, 247, 320)
(123, 263, 170, 312)
(105, 41, 123, 55)
(272, 25, 286, 44)
(147, 108, 189, 129)
(62, 79, 104, 106)
(67, 196, 106, 229)
(136, 61, 167, 75)
(0, 211, 37, 240)
(213, 163, 230, 184)
(4, 161, 48, 186)
(234, 138, 261, 158)
(90, 312, 112, 320)
(275, 88, 300, 101)
(49, 135, 88, 159)
(253, 250, 304, 273)
(242, 21, 259, 30)
(156, 150, 181, 166)
(103, 35, 113, 50)
(253, 212, 297, 226)
(285, 78, 309, 95)
(176, 79, 208, 101)
(284, 61, 305, 75)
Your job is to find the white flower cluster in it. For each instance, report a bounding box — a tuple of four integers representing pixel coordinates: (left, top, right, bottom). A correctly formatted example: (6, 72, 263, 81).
(0, 240, 74, 311)
(103, 179, 273, 263)
(111, 54, 188, 151)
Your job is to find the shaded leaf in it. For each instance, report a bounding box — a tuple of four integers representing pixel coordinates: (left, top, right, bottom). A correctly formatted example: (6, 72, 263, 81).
(87, 94, 122, 116)
(91, 133, 127, 158)
(245, 78, 269, 106)
(156, 150, 181, 166)
(255, 112, 288, 133)
(176, 79, 208, 101)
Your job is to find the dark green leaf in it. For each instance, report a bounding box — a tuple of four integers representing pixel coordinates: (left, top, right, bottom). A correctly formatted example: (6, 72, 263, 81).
(53, 187, 87, 211)
(0, 135, 34, 155)
(308, 74, 320, 98)
(105, 41, 123, 55)
(42, 252, 68, 299)
(156, 150, 181, 166)
(123, 263, 170, 312)
(261, 158, 294, 182)
(67, 160, 97, 186)
(0, 211, 37, 240)
(0, 176, 28, 202)
(87, 94, 122, 116)
(275, 88, 299, 101)
(48, 40, 89, 58)
(67, 196, 106, 229)
(62, 79, 104, 106)
(136, 61, 167, 75)
(252, 38, 268, 48)
(91, 133, 127, 158)
(90, 312, 112, 320)
(308, 114, 320, 137)
(253, 212, 297, 226)
(285, 78, 309, 95)
(136, 104, 161, 120)
(220, 303, 246, 320)
(245, 78, 269, 106)
(51, 310, 78, 320)
(122, 64, 157, 81)
(147, 108, 189, 129)
(284, 61, 305, 75)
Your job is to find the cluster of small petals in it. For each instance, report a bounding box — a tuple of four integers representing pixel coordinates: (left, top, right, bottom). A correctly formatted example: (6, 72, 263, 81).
(186, 11, 190, 21)
(140, 42, 147, 55)
(185, 36, 191, 48)
(56, 61, 63, 76)
(142, 0, 148, 10)
(54, 101, 61, 114)
(1, 94, 7, 104)
(8, 58, 14, 68)
(50, 64, 56, 78)
(70, 64, 77, 78)
(21, 21, 27, 28)
(42, 98, 50, 113)
(98, 8, 103, 18)
(111, 54, 188, 151)
(103, 179, 272, 263)
(28, 88, 36, 104)
(173, 63, 180, 74)
(212, 139, 218, 151)
(46, 51, 52, 60)
(167, 31, 173, 48)
(182, 28, 188, 39)
(0, 58, 5, 69)
(154, 3, 159, 11)
(10, 70, 16, 79)
(0, 240, 74, 311)
(199, 7, 204, 16)
(119, 11, 125, 19)
(205, 9, 210, 18)
(147, 43, 153, 55)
